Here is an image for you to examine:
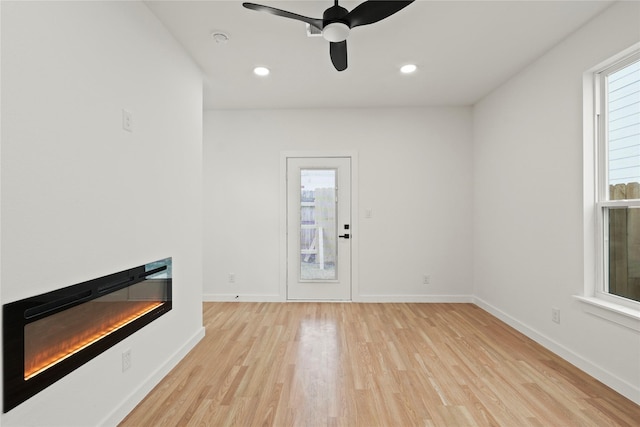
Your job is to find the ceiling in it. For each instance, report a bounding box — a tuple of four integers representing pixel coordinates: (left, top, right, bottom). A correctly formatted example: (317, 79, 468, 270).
(145, 0, 613, 110)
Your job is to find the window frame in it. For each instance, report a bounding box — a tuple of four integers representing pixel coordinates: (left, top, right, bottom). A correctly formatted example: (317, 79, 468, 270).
(588, 46, 640, 316)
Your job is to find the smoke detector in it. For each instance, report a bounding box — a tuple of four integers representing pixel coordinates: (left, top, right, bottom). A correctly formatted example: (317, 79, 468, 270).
(211, 31, 230, 44)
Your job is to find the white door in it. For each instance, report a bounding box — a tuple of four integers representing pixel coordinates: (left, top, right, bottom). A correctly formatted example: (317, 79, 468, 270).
(287, 157, 351, 300)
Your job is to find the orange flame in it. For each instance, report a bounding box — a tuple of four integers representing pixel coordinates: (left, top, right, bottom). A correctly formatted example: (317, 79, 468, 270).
(24, 301, 162, 380)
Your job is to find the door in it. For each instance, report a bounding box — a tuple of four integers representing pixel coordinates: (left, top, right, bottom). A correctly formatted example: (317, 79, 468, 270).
(287, 157, 351, 300)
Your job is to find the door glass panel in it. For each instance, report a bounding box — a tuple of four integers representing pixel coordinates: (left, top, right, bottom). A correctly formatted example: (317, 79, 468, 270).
(300, 169, 337, 280)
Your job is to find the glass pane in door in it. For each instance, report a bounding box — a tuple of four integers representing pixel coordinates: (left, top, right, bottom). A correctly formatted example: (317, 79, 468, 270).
(300, 169, 337, 280)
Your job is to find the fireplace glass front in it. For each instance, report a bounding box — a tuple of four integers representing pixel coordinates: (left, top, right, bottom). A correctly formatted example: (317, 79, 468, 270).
(3, 257, 172, 412)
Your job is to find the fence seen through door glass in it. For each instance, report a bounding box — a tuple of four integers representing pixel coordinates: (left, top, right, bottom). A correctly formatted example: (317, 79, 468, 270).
(300, 169, 337, 281)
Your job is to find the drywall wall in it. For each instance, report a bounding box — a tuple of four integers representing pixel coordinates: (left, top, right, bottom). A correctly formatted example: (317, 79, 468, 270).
(473, 1, 640, 403)
(1, 1, 203, 424)
(204, 108, 473, 301)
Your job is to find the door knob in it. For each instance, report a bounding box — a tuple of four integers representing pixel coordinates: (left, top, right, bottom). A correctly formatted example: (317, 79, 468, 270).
(338, 234, 350, 239)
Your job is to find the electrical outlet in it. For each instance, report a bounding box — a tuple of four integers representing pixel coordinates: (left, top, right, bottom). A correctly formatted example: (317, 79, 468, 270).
(228, 273, 235, 283)
(552, 308, 560, 324)
(122, 349, 132, 372)
(122, 109, 133, 132)
(423, 274, 431, 285)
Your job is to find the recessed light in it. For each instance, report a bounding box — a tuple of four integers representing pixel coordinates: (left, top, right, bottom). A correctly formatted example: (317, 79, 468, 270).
(253, 66, 270, 76)
(400, 64, 417, 74)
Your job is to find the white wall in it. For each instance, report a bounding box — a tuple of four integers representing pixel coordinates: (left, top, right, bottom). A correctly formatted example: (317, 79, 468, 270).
(473, 1, 640, 403)
(1, 1, 203, 425)
(204, 108, 473, 302)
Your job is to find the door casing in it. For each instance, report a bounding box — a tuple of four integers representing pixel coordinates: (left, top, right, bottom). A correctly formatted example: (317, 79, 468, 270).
(279, 151, 359, 301)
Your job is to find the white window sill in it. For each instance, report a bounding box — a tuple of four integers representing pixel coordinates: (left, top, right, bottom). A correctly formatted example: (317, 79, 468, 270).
(574, 296, 640, 332)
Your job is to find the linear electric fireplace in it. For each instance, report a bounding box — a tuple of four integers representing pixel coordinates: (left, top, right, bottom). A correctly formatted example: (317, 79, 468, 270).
(3, 257, 172, 412)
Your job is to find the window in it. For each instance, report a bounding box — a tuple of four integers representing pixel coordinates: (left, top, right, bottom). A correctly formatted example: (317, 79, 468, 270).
(595, 50, 640, 307)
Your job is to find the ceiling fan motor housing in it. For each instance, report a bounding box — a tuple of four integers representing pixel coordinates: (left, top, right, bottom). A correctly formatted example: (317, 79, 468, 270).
(242, 1, 416, 71)
(322, 4, 350, 42)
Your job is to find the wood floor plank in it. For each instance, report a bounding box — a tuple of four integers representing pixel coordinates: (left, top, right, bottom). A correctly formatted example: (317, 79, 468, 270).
(120, 303, 640, 426)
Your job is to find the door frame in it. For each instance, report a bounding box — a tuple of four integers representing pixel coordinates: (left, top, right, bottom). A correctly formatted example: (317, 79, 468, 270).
(279, 151, 359, 301)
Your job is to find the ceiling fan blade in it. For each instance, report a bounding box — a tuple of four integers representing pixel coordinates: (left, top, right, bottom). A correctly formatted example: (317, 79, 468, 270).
(330, 41, 347, 71)
(242, 2, 323, 30)
(345, 0, 414, 28)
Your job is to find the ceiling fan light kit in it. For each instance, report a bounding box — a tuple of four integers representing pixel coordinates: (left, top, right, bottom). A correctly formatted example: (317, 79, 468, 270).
(322, 22, 350, 43)
(242, 0, 415, 71)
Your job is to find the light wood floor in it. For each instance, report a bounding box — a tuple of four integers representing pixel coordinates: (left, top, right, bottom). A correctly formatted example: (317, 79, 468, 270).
(120, 303, 640, 426)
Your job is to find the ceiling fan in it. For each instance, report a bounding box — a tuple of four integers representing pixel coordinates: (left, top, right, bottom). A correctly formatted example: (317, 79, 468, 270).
(242, 0, 415, 71)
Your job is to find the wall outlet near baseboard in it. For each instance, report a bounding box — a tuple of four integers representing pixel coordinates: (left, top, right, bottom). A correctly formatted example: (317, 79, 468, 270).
(122, 109, 133, 132)
(552, 307, 560, 324)
(228, 273, 236, 283)
(122, 349, 132, 372)
(423, 274, 431, 285)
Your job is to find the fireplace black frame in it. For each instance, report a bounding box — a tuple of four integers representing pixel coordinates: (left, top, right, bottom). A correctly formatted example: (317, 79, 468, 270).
(2, 258, 172, 412)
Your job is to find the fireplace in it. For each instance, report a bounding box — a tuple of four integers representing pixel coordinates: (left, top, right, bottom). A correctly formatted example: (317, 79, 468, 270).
(3, 257, 172, 412)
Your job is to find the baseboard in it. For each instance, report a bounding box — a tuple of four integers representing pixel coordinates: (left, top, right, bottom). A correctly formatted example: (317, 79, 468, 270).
(203, 294, 474, 303)
(99, 326, 206, 426)
(355, 294, 474, 303)
(473, 297, 640, 405)
(203, 293, 284, 302)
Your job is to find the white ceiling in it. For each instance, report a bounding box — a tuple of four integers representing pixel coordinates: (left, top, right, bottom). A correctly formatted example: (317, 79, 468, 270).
(146, 0, 613, 110)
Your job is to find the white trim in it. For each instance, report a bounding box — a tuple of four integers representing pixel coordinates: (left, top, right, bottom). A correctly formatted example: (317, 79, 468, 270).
(203, 294, 285, 302)
(583, 65, 598, 301)
(583, 42, 640, 305)
(279, 151, 359, 301)
(99, 326, 206, 426)
(474, 297, 640, 405)
(355, 295, 474, 303)
(594, 290, 640, 312)
(587, 42, 640, 84)
(203, 294, 474, 304)
(574, 295, 640, 332)
(279, 154, 287, 299)
(598, 200, 640, 208)
(281, 150, 359, 159)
